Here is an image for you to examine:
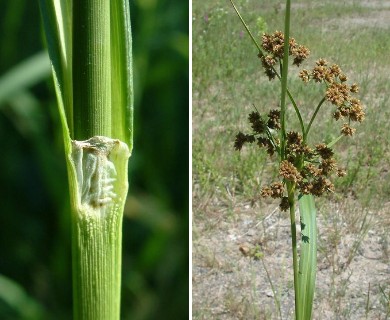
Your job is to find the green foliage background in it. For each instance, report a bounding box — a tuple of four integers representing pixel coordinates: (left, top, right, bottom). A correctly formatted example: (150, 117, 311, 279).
(0, 1, 188, 319)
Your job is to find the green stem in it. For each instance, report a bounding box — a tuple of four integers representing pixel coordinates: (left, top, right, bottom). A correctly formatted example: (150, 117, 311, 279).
(275, 72, 305, 136)
(287, 89, 305, 136)
(229, 0, 263, 54)
(288, 183, 300, 320)
(281, 1, 301, 319)
(327, 134, 343, 148)
(70, 137, 129, 320)
(280, 0, 291, 160)
(39, 0, 133, 318)
(260, 257, 283, 319)
(73, 0, 111, 140)
(70, 1, 125, 319)
(304, 97, 326, 142)
(265, 127, 281, 156)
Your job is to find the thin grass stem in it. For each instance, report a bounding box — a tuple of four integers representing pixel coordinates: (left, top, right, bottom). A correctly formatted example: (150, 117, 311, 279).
(304, 97, 326, 141)
(260, 257, 283, 319)
(280, 0, 291, 160)
(39, 0, 132, 318)
(229, 0, 263, 54)
(327, 134, 343, 148)
(287, 90, 305, 136)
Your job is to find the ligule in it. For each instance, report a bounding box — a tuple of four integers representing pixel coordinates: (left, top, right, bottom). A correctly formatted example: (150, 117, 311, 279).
(71, 136, 130, 215)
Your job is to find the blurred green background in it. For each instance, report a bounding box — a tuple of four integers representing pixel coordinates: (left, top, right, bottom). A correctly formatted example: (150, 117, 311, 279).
(0, 1, 188, 319)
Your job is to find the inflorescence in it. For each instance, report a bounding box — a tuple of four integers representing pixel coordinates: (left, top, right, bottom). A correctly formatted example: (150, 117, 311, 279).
(234, 31, 364, 211)
(259, 31, 310, 80)
(299, 58, 365, 136)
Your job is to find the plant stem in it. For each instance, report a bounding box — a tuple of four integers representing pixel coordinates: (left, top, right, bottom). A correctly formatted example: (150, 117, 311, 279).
(40, 0, 133, 318)
(304, 97, 326, 142)
(70, 1, 126, 319)
(327, 134, 343, 148)
(287, 89, 305, 136)
(70, 137, 129, 320)
(288, 183, 300, 320)
(280, 0, 291, 160)
(260, 257, 283, 319)
(229, 0, 263, 54)
(280, 3, 301, 314)
(73, 0, 111, 140)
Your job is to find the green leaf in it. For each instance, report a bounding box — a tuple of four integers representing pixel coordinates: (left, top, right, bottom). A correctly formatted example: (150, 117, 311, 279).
(0, 51, 50, 107)
(38, 0, 73, 151)
(298, 195, 317, 320)
(0, 274, 46, 319)
(111, 0, 134, 151)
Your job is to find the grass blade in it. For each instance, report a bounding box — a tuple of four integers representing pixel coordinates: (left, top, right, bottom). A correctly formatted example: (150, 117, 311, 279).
(298, 195, 317, 320)
(280, 0, 291, 160)
(39, 0, 73, 153)
(39, 0, 73, 134)
(0, 274, 46, 319)
(0, 51, 50, 106)
(110, 0, 133, 150)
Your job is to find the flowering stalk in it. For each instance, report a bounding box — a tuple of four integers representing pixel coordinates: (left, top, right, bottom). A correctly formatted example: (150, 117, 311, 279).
(231, 0, 364, 319)
(280, 0, 291, 161)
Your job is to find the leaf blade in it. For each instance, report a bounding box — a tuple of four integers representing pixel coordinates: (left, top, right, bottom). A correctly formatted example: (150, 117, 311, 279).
(298, 194, 317, 320)
(38, 0, 73, 136)
(110, 0, 134, 151)
(0, 51, 50, 106)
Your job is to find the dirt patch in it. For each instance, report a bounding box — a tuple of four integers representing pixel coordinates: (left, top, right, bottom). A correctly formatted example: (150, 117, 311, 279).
(192, 199, 390, 319)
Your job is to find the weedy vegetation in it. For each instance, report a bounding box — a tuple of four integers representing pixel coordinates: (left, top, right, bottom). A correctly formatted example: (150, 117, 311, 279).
(193, 0, 390, 319)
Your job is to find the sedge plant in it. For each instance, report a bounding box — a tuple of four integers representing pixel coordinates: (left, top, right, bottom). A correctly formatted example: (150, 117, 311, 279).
(39, 0, 133, 319)
(230, 0, 365, 319)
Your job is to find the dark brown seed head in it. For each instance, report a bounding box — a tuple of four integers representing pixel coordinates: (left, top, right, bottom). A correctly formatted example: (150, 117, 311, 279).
(279, 197, 290, 211)
(279, 160, 302, 183)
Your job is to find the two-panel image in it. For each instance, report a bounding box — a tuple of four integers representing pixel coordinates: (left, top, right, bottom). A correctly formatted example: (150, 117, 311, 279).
(0, 0, 388, 319)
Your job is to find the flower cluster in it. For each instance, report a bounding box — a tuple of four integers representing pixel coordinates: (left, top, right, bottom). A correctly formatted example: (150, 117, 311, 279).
(234, 109, 280, 156)
(234, 109, 349, 210)
(234, 109, 345, 210)
(259, 31, 310, 80)
(258, 133, 346, 211)
(299, 59, 365, 136)
(234, 31, 364, 212)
